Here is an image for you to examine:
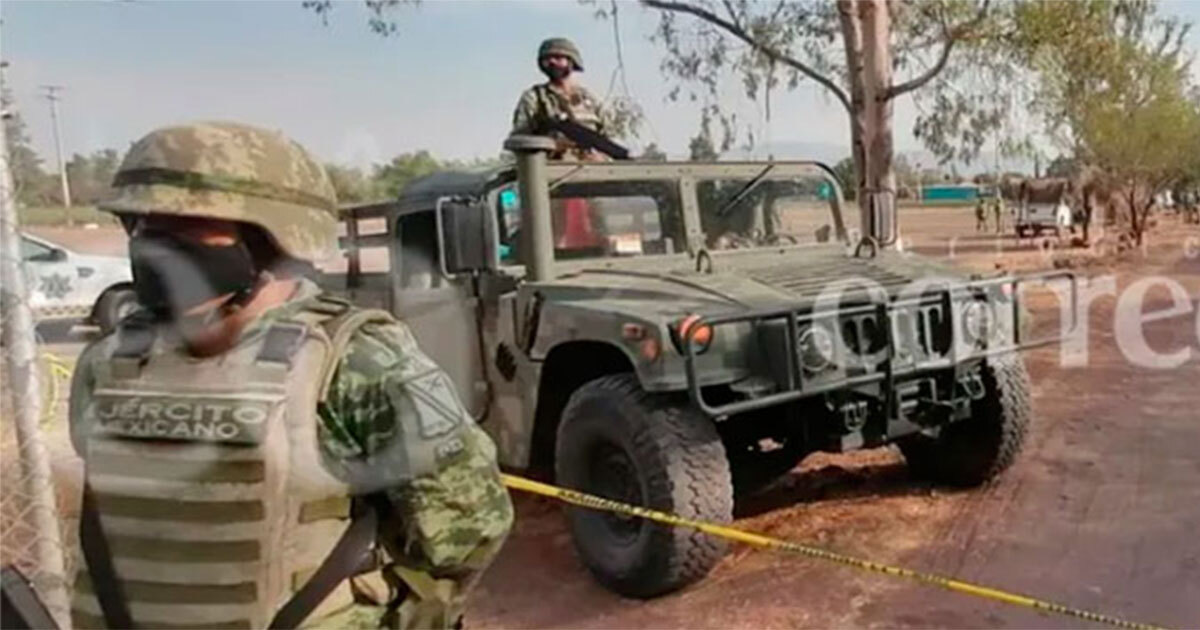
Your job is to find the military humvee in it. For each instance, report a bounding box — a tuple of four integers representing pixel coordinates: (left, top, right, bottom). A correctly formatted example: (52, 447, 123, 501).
(323, 136, 1075, 598)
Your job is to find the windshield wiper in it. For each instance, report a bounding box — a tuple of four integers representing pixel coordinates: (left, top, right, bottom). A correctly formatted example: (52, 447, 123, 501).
(715, 164, 774, 218)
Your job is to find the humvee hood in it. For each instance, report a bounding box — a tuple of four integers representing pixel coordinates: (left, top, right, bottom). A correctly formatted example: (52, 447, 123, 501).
(537, 246, 972, 319)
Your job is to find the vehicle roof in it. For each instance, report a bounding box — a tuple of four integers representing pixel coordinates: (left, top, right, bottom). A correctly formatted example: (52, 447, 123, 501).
(18, 231, 67, 251)
(340, 158, 841, 218)
(396, 168, 511, 211)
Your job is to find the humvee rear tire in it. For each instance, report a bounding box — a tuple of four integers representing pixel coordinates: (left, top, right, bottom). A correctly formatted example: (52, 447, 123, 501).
(899, 355, 1032, 487)
(556, 374, 733, 598)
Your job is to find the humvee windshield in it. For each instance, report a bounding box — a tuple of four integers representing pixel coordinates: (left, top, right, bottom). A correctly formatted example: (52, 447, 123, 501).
(498, 179, 685, 262)
(496, 170, 845, 263)
(697, 175, 841, 249)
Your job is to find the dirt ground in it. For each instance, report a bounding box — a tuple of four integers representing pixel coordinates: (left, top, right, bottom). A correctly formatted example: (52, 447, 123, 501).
(23, 206, 1200, 629)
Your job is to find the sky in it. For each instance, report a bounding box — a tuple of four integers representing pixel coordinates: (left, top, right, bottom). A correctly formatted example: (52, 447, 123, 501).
(2, 0, 1199, 171)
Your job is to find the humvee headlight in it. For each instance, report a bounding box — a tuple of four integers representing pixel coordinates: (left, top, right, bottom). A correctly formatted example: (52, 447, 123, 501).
(962, 300, 992, 345)
(799, 324, 835, 372)
(672, 314, 714, 355)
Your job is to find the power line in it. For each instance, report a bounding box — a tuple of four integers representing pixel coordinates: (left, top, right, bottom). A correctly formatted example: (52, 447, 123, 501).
(39, 85, 71, 208)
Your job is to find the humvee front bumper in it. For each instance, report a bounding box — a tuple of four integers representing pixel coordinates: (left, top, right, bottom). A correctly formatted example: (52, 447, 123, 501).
(682, 271, 1079, 419)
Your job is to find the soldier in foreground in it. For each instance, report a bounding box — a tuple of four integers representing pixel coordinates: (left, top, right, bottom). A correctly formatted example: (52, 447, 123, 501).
(67, 122, 513, 629)
(511, 37, 609, 161)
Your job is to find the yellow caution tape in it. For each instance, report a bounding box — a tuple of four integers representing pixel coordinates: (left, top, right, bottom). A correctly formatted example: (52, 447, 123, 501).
(39, 352, 75, 426)
(502, 473, 1168, 630)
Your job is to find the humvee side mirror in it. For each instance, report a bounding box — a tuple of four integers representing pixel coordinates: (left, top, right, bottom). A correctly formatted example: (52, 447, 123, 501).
(435, 196, 492, 276)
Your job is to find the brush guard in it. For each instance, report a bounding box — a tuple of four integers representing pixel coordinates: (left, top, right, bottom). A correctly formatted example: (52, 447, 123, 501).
(682, 271, 1079, 419)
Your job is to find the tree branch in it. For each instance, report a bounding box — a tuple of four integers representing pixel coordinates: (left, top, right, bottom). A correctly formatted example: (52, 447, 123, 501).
(887, 0, 991, 99)
(642, 0, 852, 114)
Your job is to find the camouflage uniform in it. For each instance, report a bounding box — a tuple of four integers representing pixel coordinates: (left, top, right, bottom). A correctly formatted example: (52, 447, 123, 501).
(69, 280, 513, 628)
(70, 122, 513, 629)
(511, 38, 606, 161)
(511, 83, 606, 161)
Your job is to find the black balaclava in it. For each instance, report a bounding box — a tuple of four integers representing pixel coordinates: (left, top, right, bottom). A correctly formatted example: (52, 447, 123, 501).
(128, 229, 259, 319)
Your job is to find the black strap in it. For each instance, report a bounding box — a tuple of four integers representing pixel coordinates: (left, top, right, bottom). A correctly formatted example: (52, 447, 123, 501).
(112, 316, 156, 360)
(256, 324, 307, 367)
(1, 565, 59, 630)
(80, 485, 134, 630)
(268, 499, 380, 629)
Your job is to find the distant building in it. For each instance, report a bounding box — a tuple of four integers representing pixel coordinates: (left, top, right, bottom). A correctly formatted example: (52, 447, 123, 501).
(920, 184, 981, 202)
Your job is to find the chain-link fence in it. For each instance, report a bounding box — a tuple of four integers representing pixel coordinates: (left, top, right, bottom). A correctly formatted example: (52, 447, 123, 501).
(4, 64, 76, 628)
(0, 338, 78, 628)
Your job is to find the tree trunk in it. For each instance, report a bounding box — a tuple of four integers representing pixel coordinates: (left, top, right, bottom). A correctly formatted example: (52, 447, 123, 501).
(859, 0, 896, 245)
(839, 0, 896, 245)
(1127, 185, 1143, 247)
(836, 0, 869, 236)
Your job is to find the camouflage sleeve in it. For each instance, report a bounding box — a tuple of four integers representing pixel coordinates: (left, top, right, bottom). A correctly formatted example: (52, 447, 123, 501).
(318, 319, 514, 626)
(580, 86, 608, 136)
(511, 86, 543, 135)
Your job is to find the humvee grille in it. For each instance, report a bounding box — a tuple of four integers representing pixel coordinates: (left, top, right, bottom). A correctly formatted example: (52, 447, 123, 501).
(840, 302, 951, 364)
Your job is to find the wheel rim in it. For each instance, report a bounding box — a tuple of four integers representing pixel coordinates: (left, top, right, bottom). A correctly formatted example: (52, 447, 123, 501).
(587, 441, 643, 544)
(115, 297, 138, 320)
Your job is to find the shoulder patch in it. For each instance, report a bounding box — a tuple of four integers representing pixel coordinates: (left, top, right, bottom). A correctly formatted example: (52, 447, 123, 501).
(404, 370, 465, 439)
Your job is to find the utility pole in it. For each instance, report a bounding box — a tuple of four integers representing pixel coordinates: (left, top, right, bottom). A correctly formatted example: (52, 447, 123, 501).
(40, 85, 71, 207)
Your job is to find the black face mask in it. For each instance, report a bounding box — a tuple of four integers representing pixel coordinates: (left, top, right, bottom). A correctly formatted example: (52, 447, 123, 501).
(542, 64, 571, 81)
(129, 231, 258, 317)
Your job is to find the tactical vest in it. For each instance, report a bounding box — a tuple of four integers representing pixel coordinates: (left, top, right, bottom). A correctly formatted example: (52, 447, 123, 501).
(71, 299, 392, 630)
(533, 83, 603, 159)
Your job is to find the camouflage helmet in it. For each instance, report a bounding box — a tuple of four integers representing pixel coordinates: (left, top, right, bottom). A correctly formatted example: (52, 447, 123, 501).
(538, 37, 583, 71)
(99, 121, 338, 262)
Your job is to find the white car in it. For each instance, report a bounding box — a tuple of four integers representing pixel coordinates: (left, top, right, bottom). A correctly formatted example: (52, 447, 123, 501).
(18, 231, 137, 333)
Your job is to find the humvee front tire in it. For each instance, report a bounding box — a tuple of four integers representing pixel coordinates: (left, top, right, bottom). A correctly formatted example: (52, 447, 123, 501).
(555, 374, 733, 598)
(899, 355, 1032, 486)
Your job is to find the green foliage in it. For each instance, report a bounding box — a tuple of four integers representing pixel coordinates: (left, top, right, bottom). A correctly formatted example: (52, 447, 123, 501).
(644, 0, 1012, 166)
(324, 163, 374, 204)
(638, 143, 668, 161)
(1009, 0, 1193, 153)
(687, 132, 717, 161)
(302, 0, 418, 36)
(832, 157, 856, 199)
(328, 152, 510, 204)
(370, 150, 442, 198)
(3, 87, 56, 207)
(65, 149, 121, 205)
(1014, 0, 1198, 244)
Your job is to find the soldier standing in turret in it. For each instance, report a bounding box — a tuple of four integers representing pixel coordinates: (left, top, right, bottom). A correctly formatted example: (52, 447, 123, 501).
(67, 122, 512, 629)
(511, 37, 608, 162)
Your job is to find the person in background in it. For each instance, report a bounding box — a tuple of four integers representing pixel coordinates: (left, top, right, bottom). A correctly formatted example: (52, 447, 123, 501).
(511, 37, 608, 162)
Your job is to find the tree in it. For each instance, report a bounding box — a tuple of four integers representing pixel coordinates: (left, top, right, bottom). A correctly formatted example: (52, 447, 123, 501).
(325, 163, 373, 203)
(2, 86, 53, 206)
(1045, 155, 1079, 179)
(1077, 51, 1198, 245)
(832, 157, 857, 199)
(64, 149, 120, 205)
(687, 110, 720, 161)
(1015, 0, 1198, 246)
(641, 0, 1008, 232)
(639, 142, 668, 161)
(371, 150, 441, 198)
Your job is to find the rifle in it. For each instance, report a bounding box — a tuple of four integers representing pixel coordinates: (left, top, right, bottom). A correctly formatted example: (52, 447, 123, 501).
(1, 566, 59, 629)
(545, 115, 630, 161)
